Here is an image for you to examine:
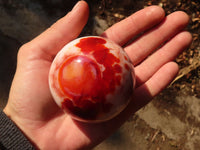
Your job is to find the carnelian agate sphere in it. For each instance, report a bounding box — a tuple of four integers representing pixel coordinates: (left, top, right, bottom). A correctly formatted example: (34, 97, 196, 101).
(49, 36, 135, 123)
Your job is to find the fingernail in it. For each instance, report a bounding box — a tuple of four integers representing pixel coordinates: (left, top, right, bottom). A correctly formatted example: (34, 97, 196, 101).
(72, 1, 82, 11)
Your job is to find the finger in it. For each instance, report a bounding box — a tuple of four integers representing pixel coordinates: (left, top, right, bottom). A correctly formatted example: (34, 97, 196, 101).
(135, 31, 192, 87)
(21, 1, 89, 60)
(101, 6, 165, 46)
(132, 62, 179, 112)
(125, 11, 190, 65)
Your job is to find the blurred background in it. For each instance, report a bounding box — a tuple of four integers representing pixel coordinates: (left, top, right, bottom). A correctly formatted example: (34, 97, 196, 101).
(0, 0, 199, 149)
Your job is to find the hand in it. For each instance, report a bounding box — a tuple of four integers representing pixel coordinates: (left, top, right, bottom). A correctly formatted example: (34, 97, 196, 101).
(3, 1, 192, 150)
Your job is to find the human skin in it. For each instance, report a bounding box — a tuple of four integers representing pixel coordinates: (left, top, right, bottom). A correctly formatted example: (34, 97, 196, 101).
(3, 1, 192, 150)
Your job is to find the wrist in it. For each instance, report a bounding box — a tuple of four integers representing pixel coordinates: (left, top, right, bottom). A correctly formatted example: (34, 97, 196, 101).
(0, 109, 36, 149)
(3, 105, 39, 148)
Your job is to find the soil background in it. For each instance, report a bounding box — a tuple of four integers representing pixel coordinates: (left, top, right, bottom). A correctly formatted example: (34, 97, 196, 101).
(0, 0, 199, 150)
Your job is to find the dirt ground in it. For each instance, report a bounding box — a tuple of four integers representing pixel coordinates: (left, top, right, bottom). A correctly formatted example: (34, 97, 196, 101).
(0, 0, 199, 150)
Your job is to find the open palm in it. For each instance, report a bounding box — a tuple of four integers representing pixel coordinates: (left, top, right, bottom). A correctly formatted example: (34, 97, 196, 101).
(4, 1, 191, 150)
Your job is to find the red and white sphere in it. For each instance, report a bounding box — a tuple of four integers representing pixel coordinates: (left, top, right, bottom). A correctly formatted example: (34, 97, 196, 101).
(49, 36, 134, 122)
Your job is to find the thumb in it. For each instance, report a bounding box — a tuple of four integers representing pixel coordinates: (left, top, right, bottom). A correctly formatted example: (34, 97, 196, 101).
(20, 1, 89, 60)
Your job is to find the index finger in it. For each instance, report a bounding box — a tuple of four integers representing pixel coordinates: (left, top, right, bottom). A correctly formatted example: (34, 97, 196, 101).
(101, 6, 165, 46)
